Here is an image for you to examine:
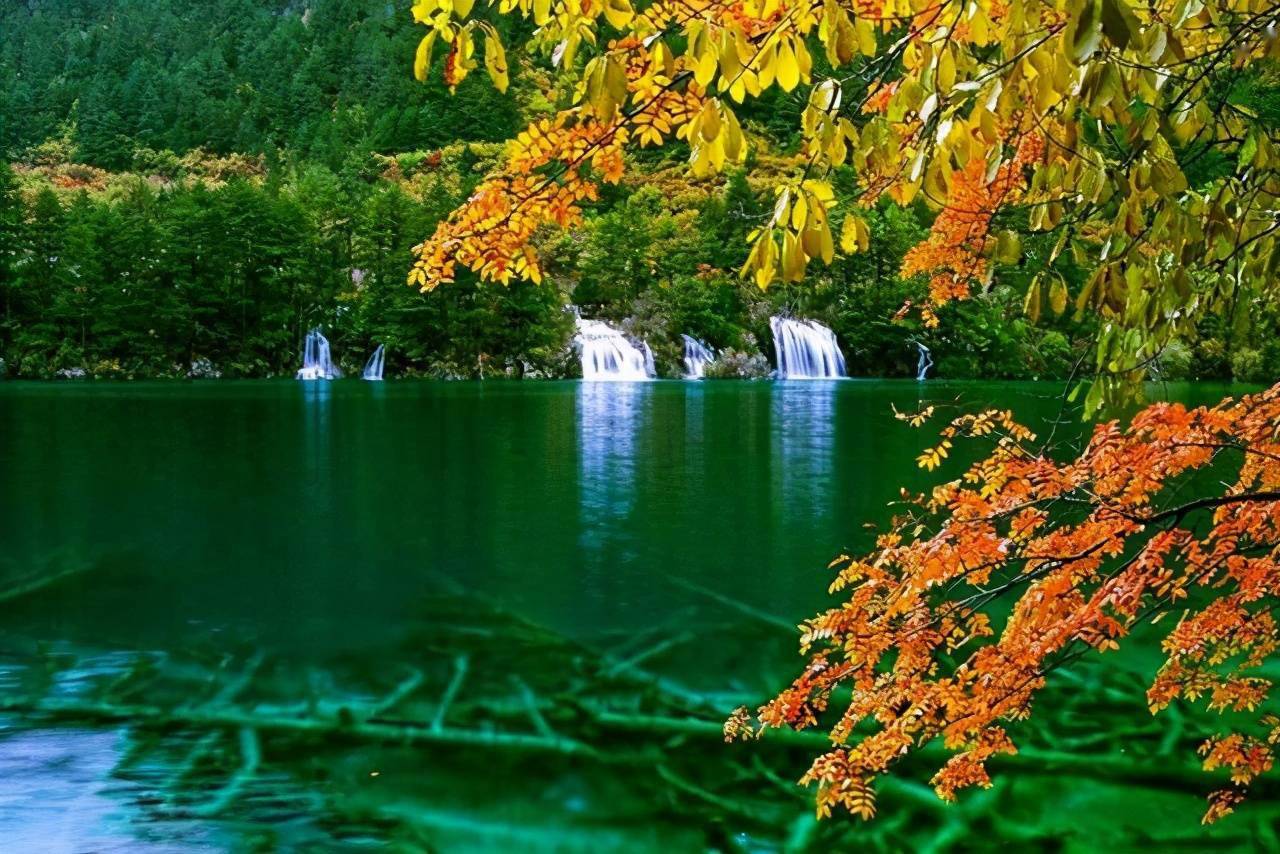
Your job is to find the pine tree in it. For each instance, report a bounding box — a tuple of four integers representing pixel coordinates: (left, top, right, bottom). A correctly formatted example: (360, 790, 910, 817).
(0, 163, 22, 348)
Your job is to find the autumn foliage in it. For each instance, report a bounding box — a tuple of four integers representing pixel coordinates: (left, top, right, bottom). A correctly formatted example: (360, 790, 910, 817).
(401, 0, 1280, 829)
(409, 37, 707, 289)
(407, 0, 1280, 412)
(899, 131, 1044, 327)
(725, 385, 1280, 824)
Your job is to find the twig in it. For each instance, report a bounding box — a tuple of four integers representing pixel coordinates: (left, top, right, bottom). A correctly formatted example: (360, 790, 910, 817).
(192, 726, 260, 817)
(661, 574, 795, 633)
(164, 730, 223, 796)
(656, 764, 760, 820)
(0, 559, 93, 606)
(604, 632, 695, 678)
(0, 694, 598, 757)
(512, 677, 556, 739)
(213, 653, 264, 705)
(432, 655, 469, 732)
(369, 667, 425, 718)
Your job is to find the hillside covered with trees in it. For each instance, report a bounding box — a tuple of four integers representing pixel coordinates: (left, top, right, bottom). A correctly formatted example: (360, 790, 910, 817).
(0, 0, 1277, 381)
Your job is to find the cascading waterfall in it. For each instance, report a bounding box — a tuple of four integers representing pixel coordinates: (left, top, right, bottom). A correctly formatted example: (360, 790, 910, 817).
(296, 329, 341, 380)
(770, 316, 846, 379)
(915, 341, 934, 381)
(575, 318, 655, 381)
(681, 335, 715, 379)
(362, 344, 386, 381)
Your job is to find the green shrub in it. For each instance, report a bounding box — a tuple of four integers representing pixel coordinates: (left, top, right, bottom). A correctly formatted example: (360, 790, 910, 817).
(1153, 340, 1194, 381)
(1231, 347, 1270, 384)
(1192, 338, 1230, 379)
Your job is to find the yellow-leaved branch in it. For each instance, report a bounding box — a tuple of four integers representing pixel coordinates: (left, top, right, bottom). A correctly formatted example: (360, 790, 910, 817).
(406, 0, 1280, 410)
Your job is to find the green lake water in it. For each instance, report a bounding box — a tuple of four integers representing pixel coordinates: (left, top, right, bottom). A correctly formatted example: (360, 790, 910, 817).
(0, 379, 1268, 851)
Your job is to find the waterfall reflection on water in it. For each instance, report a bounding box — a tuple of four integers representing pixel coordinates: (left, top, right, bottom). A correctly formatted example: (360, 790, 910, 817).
(577, 382, 651, 569)
(771, 381, 838, 525)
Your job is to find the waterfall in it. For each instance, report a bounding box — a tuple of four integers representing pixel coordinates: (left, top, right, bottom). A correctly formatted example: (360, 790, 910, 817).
(362, 344, 386, 381)
(915, 342, 934, 381)
(296, 329, 341, 380)
(681, 335, 715, 379)
(575, 318, 655, 381)
(770, 316, 846, 379)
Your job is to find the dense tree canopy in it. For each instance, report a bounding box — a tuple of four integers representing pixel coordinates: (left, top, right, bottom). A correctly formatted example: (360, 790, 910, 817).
(1, 0, 1128, 380)
(0, 0, 523, 167)
(408, 0, 1280, 412)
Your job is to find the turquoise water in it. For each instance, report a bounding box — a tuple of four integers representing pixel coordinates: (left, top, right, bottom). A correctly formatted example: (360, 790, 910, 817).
(0, 379, 1262, 851)
(2, 379, 1056, 653)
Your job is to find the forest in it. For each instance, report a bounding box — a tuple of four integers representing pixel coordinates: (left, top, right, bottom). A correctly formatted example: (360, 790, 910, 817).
(3, 0, 1277, 381)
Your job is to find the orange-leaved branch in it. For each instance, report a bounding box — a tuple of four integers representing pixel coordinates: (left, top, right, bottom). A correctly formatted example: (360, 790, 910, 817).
(900, 131, 1044, 327)
(409, 37, 707, 290)
(727, 383, 1280, 825)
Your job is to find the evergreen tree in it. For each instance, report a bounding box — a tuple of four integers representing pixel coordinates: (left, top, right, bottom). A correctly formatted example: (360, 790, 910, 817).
(0, 164, 22, 349)
(50, 193, 104, 360)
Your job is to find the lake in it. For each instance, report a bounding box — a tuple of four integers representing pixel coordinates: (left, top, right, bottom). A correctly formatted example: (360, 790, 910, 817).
(0, 379, 1266, 851)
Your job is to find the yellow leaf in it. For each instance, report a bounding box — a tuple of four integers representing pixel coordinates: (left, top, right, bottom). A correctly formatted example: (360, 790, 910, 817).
(1049, 277, 1068, 316)
(755, 41, 777, 89)
(1023, 277, 1042, 323)
(819, 222, 834, 264)
(791, 191, 808, 230)
(840, 214, 869, 253)
(411, 0, 435, 23)
(484, 31, 509, 93)
(937, 48, 956, 93)
(414, 32, 437, 81)
(723, 110, 745, 161)
(603, 0, 633, 29)
(700, 99, 722, 141)
(1067, 0, 1104, 64)
(782, 228, 806, 281)
(696, 44, 718, 86)
(776, 38, 800, 91)
(802, 179, 834, 203)
(854, 18, 876, 56)
(994, 230, 1021, 263)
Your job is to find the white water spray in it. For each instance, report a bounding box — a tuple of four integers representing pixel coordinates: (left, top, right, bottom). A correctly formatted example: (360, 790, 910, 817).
(681, 335, 715, 379)
(362, 344, 386, 381)
(297, 329, 341, 380)
(575, 318, 655, 381)
(770, 317, 846, 379)
(915, 341, 933, 381)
